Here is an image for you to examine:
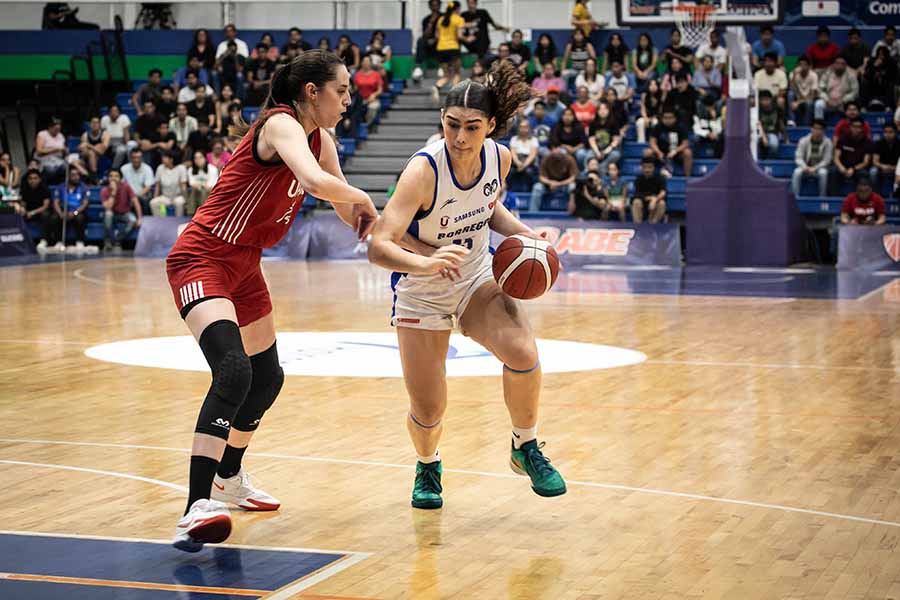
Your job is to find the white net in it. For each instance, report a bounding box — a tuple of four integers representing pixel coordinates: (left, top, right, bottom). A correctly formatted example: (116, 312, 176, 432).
(674, 6, 717, 48)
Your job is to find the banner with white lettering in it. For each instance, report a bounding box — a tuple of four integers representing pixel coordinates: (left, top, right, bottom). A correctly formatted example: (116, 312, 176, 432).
(307, 213, 369, 260)
(837, 225, 900, 271)
(492, 220, 682, 268)
(0, 214, 36, 257)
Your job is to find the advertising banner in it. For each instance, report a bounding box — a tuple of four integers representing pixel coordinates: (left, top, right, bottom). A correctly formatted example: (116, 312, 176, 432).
(837, 225, 900, 271)
(0, 214, 36, 257)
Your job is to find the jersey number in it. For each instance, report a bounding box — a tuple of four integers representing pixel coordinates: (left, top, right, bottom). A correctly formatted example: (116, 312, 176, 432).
(452, 238, 474, 250)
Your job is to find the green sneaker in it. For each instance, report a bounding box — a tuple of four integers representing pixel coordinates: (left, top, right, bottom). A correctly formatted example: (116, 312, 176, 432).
(510, 440, 567, 497)
(411, 461, 443, 509)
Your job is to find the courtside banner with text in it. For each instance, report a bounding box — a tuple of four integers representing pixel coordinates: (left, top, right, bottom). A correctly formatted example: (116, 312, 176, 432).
(837, 225, 900, 271)
(493, 221, 682, 268)
(0, 214, 35, 257)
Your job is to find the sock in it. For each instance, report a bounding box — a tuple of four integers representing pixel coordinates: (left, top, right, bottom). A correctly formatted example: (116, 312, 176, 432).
(512, 425, 537, 449)
(186, 455, 219, 514)
(417, 449, 441, 464)
(217, 444, 247, 480)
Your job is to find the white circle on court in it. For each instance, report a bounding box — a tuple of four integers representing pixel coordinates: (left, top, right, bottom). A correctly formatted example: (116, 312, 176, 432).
(85, 332, 646, 378)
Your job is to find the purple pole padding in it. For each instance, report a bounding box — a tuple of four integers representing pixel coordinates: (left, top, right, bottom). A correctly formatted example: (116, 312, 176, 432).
(686, 97, 807, 266)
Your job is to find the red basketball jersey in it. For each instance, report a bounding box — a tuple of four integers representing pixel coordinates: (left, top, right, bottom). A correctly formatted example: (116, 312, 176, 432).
(192, 105, 321, 248)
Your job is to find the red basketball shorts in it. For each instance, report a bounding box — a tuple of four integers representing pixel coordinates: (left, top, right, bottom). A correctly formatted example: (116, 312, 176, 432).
(166, 222, 272, 327)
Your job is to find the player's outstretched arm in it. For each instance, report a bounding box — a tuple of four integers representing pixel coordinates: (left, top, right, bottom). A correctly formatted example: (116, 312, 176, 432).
(368, 155, 468, 279)
(317, 130, 377, 239)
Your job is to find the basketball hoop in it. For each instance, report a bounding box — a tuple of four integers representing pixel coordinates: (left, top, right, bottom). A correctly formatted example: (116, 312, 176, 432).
(674, 4, 717, 48)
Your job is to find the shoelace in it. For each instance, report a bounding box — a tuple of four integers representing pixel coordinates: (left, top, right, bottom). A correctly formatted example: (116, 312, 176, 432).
(523, 442, 556, 478)
(417, 465, 443, 493)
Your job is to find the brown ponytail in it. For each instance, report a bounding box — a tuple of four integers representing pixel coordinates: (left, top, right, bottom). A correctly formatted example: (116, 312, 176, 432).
(443, 60, 533, 139)
(229, 49, 344, 139)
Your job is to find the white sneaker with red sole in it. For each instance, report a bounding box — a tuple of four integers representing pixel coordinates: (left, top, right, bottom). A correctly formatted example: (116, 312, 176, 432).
(173, 498, 232, 552)
(211, 468, 281, 511)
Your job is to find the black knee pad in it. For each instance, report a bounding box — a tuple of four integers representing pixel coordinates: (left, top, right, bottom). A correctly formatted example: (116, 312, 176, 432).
(195, 320, 252, 439)
(232, 342, 284, 432)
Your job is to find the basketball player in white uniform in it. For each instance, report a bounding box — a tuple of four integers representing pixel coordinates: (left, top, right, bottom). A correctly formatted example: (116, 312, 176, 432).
(368, 62, 567, 509)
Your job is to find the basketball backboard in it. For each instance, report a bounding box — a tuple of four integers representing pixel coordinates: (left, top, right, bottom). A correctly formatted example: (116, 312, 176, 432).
(616, 0, 782, 25)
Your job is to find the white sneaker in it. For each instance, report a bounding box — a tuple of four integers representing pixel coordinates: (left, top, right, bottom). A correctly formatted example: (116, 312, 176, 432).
(412, 66, 423, 83)
(436, 67, 444, 79)
(84, 244, 99, 255)
(66, 244, 81, 254)
(173, 498, 232, 552)
(36, 239, 48, 254)
(50, 242, 65, 254)
(212, 468, 281, 511)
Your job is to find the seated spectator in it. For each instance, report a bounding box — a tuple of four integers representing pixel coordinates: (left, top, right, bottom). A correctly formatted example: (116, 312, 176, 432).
(146, 121, 177, 167)
(50, 168, 92, 253)
(570, 86, 596, 131)
(221, 102, 243, 141)
(757, 90, 785, 159)
(806, 26, 841, 73)
(187, 28, 216, 72)
(602, 33, 629, 75)
(661, 56, 691, 94)
(632, 157, 667, 224)
(603, 162, 628, 221)
(532, 33, 558, 75)
(215, 40, 246, 97)
(829, 117, 871, 195)
(207, 138, 232, 171)
(251, 32, 280, 62)
(215, 24, 250, 59)
(815, 57, 858, 121)
(134, 101, 164, 164)
(570, 165, 605, 219)
(35, 116, 86, 184)
(170, 103, 198, 158)
(791, 120, 832, 197)
(507, 30, 531, 76)
(318, 37, 331, 52)
(493, 43, 513, 69)
(832, 102, 871, 143)
(157, 85, 177, 121)
(693, 96, 724, 158)
(215, 88, 239, 135)
(336, 35, 361, 72)
(840, 177, 886, 225)
(78, 116, 109, 181)
(667, 74, 699, 131)
(470, 59, 488, 84)
(527, 101, 555, 147)
(587, 101, 622, 175)
(132, 69, 163, 115)
(529, 148, 578, 212)
(840, 27, 870, 75)
(532, 62, 566, 97)
(174, 57, 211, 92)
(0, 152, 21, 197)
(365, 31, 394, 80)
(606, 61, 634, 104)
(187, 85, 217, 128)
(283, 27, 313, 54)
(870, 122, 900, 191)
(861, 47, 898, 111)
(354, 56, 384, 126)
(150, 151, 187, 216)
(646, 108, 693, 178)
(186, 151, 218, 215)
(575, 57, 605, 104)
(20, 168, 54, 252)
(753, 52, 788, 104)
(245, 43, 278, 106)
(872, 25, 900, 64)
(604, 87, 631, 138)
(177, 71, 215, 105)
(789, 55, 818, 126)
(508, 120, 539, 189)
(100, 168, 141, 250)
(693, 55, 722, 103)
(637, 78, 663, 143)
(101, 104, 134, 170)
(280, 42, 301, 67)
(696, 30, 727, 72)
(562, 28, 596, 83)
(336, 80, 364, 139)
(542, 87, 566, 124)
(186, 121, 215, 161)
(631, 33, 658, 92)
(751, 25, 785, 71)
(662, 29, 694, 71)
(121, 149, 155, 213)
(550, 108, 590, 167)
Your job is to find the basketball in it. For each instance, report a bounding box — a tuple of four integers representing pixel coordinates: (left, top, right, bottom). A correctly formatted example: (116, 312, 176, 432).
(492, 234, 560, 300)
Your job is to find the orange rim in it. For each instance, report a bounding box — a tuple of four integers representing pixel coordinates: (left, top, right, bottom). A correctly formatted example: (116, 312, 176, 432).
(673, 4, 717, 15)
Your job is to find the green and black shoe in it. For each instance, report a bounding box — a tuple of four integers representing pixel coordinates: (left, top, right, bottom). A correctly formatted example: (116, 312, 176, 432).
(510, 440, 567, 497)
(411, 461, 443, 509)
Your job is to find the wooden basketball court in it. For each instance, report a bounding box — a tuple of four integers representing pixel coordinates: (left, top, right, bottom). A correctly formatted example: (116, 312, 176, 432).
(1, 257, 899, 599)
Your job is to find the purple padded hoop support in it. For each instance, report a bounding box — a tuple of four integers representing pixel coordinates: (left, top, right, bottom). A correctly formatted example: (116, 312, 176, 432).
(686, 98, 806, 266)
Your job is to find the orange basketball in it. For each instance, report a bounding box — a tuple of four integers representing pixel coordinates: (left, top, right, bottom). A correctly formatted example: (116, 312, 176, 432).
(492, 234, 560, 300)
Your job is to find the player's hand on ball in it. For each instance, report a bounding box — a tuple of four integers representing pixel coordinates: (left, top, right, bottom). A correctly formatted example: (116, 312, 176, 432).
(353, 198, 378, 241)
(423, 244, 468, 281)
(515, 229, 548, 241)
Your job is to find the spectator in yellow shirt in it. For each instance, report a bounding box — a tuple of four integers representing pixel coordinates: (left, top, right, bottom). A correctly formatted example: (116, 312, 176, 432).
(433, 1, 473, 100)
(571, 0, 603, 38)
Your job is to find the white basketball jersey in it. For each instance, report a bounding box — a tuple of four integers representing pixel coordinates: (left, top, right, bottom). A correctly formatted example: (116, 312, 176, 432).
(408, 138, 502, 266)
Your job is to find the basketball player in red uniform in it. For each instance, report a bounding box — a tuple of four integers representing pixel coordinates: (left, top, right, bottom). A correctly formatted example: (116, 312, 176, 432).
(166, 50, 389, 552)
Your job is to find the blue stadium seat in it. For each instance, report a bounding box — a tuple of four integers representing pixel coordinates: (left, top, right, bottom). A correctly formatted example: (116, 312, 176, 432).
(667, 195, 686, 212)
(242, 107, 260, 123)
(622, 143, 647, 159)
(758, 160, 794, 178)
(67, 136, 80, 153)
(116, 92, 133, 109)
(541, 189, 569, 211)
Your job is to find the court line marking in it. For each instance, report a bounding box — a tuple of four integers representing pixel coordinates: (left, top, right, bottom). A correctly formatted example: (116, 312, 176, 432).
(856, 277, 899, 302)
(0, 572, 266, 597)
(259, 554, 373, 600)
(4, 438, 900, 530)
(72, 267, 168, 290)
(0, 338, 91, 347)
(0, 459, 188, 493)
(644, 358, 900, 374)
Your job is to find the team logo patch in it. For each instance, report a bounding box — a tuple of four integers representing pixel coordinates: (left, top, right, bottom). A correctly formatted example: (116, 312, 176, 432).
(440, 215, 450, 228)
(440, 198, 457, 210)
(483, 179, 499, 197)
(884, 234, 900, 262)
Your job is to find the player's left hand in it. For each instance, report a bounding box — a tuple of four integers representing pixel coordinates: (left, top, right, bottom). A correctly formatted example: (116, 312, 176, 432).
(516, 229, 548, 241)
(352, 200, 378, 241)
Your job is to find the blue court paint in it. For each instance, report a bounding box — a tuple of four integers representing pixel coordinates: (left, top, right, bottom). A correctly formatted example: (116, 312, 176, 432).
(562, 267, 897, 300)
(0, 579, 251, 600)
(0, 534, 346, 599)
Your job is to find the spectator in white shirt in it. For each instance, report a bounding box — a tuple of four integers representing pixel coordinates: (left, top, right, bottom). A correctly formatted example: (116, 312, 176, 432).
(509, 120, 540, 187)
(169, 103, 198, 159)
(121, 148, 155, 212)
(575, 57, 605, 104)
(101, 104, 134, 168)
(606, 61, 633, 103)
(186, 151, 218, 215)
(176, 71, 215, 104)
(872, 24, 900, 64)
(695, 30, 728, 71)
(788, 55, 818, 126)
(150, 151, 187, 216)
(754, 52, 789, 106)
(215, 23, 249, 59)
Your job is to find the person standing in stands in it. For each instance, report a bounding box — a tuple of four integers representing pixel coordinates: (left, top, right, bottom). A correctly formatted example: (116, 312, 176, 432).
(216, 24, 249, 59)
(432, 1, 470, 102)
(412, 0, 442, 84)
(461, 0, 508, 59)
(133, 69, 163, 116)
(571, 0, 603, 37)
